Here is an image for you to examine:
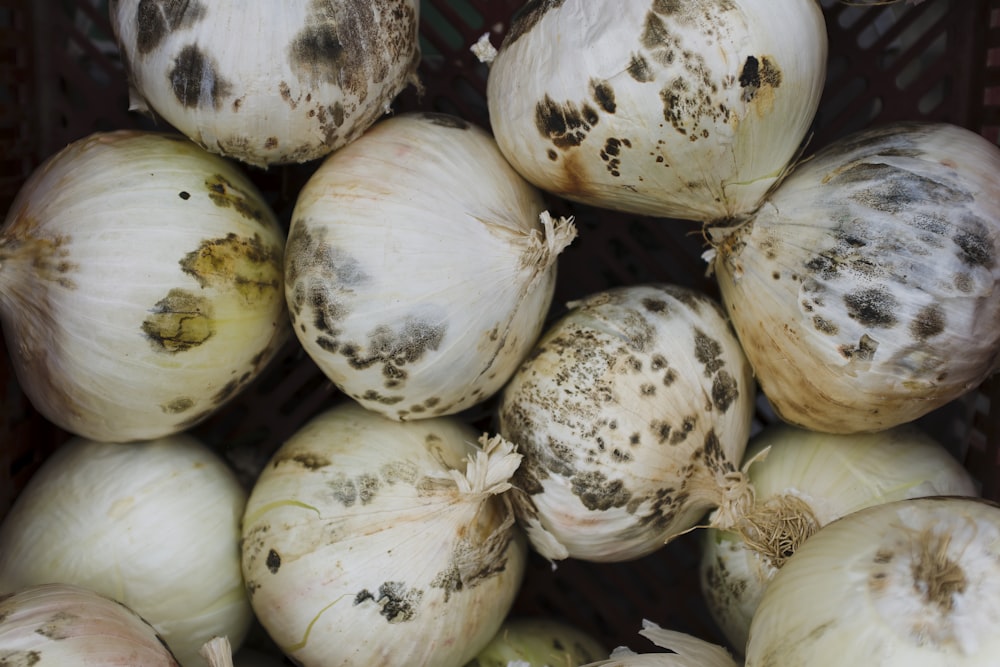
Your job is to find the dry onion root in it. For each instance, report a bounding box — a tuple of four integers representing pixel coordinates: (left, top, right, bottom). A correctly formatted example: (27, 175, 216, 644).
(497, 284, 756, 562)
(709, 121, 1000, 433)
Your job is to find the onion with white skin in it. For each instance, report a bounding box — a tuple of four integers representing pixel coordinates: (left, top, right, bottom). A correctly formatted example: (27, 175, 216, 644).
(699, 423, 979, 654)
(241, 401, 528, 667)
(745, 496, 1000, 666)
(0, 583, 182, 666)
(708, 121, 1000, 433)
(0, 130, 288, 442)
(484, 0, 827, 221)
(109, 0, 421, 167)
(285, 111, 576, 421)
(581, 620, 738, 667)
(0, 434, 252, 667)
(497, 284, 756, 562)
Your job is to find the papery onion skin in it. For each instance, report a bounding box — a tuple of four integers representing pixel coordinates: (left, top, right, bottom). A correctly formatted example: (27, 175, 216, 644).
(0, 130, 288, 443)
(699, 423, 979, 654)
(712, 121, 1000, 433)
(0, 583, 181, 666)
(0, 434, 252, 667)
(285, 111, 576, 421)
(109, 0, 421, 167)
(498, 284, 755, 562)
(241, 401, 527, 667)
(486, 0, 827, 222)
(581, 620, 738, 667)
(745, 496, 1000, 666)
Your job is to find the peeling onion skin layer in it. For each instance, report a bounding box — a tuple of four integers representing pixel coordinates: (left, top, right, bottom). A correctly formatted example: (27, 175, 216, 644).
(699, 423, 980, 655)
(0, 584, 182, 666)
(711, 122, 1000, 434)
(241, 402, 528, 667)
(486, 0, 827, 222)
(745, 497, 1000, 666)
(109, 0, 421, 167)
(285, 112, 576, 421)
(465, 617, 608, 667)
(498, 284, 756, 563)
(0, 130, 289, 443)
(0, 435, 253, 667)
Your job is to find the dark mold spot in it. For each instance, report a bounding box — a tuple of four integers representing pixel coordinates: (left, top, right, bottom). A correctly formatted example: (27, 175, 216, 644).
(911, 304, 946, 341)
(813, 316, 839, 335)
(266, 549, 281, 573)
(502, 0, 567, 48)
(273, 451, 331, 470)
(134, 0, 206, 55)
(571, 470, 631, 511)
(693, 329, 725, 376)
(844, 288, 899, 328)
(354, 581, 423, 623)
(142, 288, 214, 353)
(627, 53, 655, 82)
(590, 78, 616, 113)
(839, 333, 879, 361)
(711, 369, 738, 413)
(739, 55, 782, 102)
(178, 190, 190, 200)
(170, 43, 232, 109)
(535, 94, 599, 149)
(954, 222, 995, 268)
(340, 317, 446, 387)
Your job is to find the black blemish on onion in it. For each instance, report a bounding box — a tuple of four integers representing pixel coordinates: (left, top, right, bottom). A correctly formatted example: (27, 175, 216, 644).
(354, 582, 423, 623)
(134, 0, 207, 55)
(627, 53, 656, 82)
(266, 549, 281, 573)
(711, 369, 739, 413)
(843, 287, 900, 328)
(535, 95, 599, 149)
(205, 174, 267, 223)
(590, 79, 617, 114)
(570, 469, 632, 511)
(911, 304, 946, 341)
(502, 0, 567, 49)
(169, 44, 232, 109)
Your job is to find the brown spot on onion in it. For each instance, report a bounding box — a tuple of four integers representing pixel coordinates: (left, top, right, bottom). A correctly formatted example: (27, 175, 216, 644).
(141, 288, 215, 353)
(170, 44, 231, 109)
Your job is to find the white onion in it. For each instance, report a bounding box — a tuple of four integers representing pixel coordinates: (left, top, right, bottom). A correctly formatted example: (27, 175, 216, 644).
(0, 433, 251, 667)
(285, 111, 576, 421)
(699, 422, 979, 653)
(0, 583, 182, 666)
(709, 121, 1000, 433)
(0, 130, 288, 442)
(241, 401, 528, 667)
(581, 620, 738, 667)
(109, 0, 421, 167)
(497, 284, 756, 562)
(485, 0, 827, 221)
(465, 616, 608, 667)
(745, 496, 1000, 666)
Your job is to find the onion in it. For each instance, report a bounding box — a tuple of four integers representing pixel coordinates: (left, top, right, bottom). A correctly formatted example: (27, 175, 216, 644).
(581, 620, 738, 667)
(0, 433, 251, 667)
(745, 496, 1000, 666)
(241, 401, 528, 667)
(465, 616, 608, 667)
(497, 284, 756, 562)
(0, 130, 288, 443)
(109, 0, 421, 167)
(699, 422, 979, 653)
(485, 0, 827, 222)
(285, 111, 576, 421)
(0, 583, 182, 666)
(708, 121, 1000, 433)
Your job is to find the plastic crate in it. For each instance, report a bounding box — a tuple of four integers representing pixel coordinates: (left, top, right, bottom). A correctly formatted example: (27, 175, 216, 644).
(2, 0, 1000, 657)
